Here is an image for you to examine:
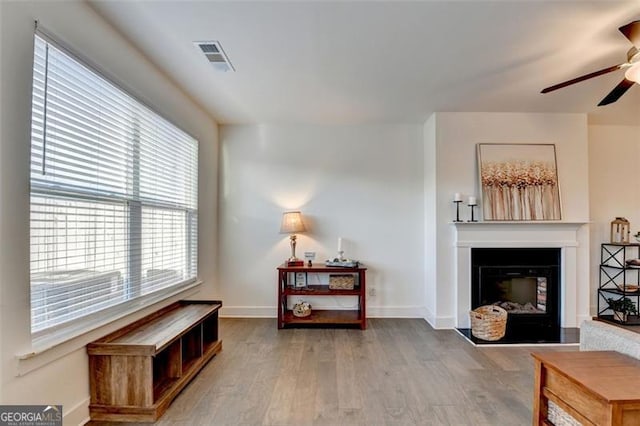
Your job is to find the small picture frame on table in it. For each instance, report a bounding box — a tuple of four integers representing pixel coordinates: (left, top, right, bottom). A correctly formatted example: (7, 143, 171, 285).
(295, 272, 307, 288)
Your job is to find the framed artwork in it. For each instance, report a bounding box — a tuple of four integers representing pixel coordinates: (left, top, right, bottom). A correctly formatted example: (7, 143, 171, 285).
(477, 144, 561, 221)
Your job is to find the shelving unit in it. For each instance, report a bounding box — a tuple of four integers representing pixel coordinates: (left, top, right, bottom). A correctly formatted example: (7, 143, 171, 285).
(277, 264, 367, 329)
(597, 243, 640, 325)
(87, 300, 222, 422)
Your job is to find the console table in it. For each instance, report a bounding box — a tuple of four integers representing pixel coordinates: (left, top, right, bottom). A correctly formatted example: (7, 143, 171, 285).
(532, 350, 640, 425)
(277, 264, 366, 329)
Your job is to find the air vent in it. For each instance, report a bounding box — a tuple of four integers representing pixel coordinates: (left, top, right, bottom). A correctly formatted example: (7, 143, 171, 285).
(193, 41, 235, 72)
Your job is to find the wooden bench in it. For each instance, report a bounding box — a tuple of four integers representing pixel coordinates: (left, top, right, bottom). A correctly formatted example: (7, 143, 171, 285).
(87, 300, 222, 422)
(532, 350, 640, 425)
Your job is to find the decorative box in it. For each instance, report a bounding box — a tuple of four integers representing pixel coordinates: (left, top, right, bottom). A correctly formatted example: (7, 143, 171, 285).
(329, 274, 355, 290)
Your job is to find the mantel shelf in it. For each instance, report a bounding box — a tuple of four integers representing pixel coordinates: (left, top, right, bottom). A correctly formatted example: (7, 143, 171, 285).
(453, 221, 588, 249)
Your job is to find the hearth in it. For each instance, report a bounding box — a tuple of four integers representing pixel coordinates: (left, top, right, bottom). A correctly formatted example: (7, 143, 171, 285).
(471, 247, 561, 341)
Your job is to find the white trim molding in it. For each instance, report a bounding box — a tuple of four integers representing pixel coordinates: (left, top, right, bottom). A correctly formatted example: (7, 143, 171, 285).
(453, 221, 589, 329)
(424, 314, 457, 329)
(220, 306, 277, 318)
(367, 305, 425, 318)
(66, 397, 90, 426)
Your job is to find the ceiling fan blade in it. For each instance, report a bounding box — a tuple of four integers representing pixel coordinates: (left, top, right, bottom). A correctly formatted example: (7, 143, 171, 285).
(541, 64, 623, 93)
(597, 79, 635, 106)
(619, 20, 640, 47)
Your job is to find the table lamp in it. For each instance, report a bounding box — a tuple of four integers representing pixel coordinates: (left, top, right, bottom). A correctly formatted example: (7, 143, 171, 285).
(280, 211, 306, 266)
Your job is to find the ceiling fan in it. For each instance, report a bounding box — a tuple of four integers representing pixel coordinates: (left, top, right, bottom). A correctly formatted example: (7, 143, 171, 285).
(541, 20, 640, 106)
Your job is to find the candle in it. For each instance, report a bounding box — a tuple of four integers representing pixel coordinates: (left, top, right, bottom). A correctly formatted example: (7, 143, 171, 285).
(468, 196, 476, 205)
(454, 193, 462, 202)
(338, 237, 343, 252)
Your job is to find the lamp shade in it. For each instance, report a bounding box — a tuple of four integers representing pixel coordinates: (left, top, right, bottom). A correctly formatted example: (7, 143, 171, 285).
(280, 211, 306, 234)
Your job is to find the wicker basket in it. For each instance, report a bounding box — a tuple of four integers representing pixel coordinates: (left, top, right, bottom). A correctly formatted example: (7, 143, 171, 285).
(329, 274, 355, 290)
(547, 400, 581, 426)
(292, 302, 312, 318)
(470, 305, 507, 341)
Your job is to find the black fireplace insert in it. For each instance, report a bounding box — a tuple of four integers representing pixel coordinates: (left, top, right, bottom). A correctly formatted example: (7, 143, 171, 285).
(471, 248, 561, 340)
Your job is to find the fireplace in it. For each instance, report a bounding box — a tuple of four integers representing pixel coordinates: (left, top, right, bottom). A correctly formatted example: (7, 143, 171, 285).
(472, 247, 560, 339)
(451, 222, 587, 345)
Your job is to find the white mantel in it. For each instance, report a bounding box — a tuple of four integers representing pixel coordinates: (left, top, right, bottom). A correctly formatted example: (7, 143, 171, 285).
(453, 221, 590, 329)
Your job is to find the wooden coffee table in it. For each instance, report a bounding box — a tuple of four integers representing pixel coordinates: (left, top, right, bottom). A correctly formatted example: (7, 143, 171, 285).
(531, 351, 640, 425)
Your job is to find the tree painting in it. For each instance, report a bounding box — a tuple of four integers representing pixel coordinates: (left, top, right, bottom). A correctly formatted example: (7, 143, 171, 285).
(478, 144, 561, 221)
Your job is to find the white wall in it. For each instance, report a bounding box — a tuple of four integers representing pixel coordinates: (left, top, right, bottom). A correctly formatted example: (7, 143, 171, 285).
(0, 2, 631, 423)
(0, 2, 218, 424)
(589, 124, 640, 314)
(219, 124, 425, 317)
(423, 116, 437, 324)
(426, 112, 591, 328)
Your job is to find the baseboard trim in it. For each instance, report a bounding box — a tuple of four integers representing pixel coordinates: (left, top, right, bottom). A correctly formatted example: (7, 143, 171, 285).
(424, 312, 457, 329)
(367, 306, 425, 318)
(66, 397, 90, 425)
(423, 307, 435, 327)
(577, 314, 592, 327)
(220, 305, 427, 319)
(220, 306, 276, 318)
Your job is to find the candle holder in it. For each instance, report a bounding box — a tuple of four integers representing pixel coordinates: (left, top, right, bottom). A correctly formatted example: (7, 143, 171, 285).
(467, 203, 478, 222)
(453, 200, 463, 222)
(338, 250, 345, 261)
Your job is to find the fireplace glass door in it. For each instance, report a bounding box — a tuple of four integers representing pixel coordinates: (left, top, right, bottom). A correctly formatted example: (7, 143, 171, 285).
(478, 267, 549, 314)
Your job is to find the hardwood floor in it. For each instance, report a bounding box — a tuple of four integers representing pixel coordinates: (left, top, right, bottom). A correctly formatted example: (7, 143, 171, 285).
(89, 318, 577, 426)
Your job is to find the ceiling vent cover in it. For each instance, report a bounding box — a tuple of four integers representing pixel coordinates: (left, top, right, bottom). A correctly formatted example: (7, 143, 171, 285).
(194, 41, 235, 72)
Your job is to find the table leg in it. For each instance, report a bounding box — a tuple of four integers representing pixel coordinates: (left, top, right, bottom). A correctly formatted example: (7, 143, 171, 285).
(532, 360, 547, 426)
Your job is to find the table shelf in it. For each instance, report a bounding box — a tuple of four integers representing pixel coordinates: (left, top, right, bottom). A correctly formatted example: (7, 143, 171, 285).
(284, 285, 361, 296)
(283, 309, 362, 325)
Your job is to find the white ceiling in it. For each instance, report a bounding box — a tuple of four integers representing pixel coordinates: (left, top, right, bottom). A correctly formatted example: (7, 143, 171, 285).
(88, 1, 640, 125)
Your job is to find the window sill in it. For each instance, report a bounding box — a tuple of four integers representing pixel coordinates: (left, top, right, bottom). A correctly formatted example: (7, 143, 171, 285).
(16, 280, 202, 376)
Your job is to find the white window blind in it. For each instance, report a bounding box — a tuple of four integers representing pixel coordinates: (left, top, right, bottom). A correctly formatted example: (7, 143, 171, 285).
(29, 34, 198, 335)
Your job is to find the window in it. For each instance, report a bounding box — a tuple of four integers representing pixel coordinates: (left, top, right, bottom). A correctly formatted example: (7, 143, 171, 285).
(29, 34, 198, 336)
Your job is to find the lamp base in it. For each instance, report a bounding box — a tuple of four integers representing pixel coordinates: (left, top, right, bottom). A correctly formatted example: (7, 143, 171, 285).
(286, 260, 304, 267)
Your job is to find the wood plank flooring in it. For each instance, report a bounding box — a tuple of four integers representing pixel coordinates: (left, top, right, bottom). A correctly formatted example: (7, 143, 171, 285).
(89, 318, 577, 426)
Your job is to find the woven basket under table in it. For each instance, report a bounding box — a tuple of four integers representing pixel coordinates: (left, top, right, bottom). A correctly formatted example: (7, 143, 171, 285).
(469, 305, 507, 341)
